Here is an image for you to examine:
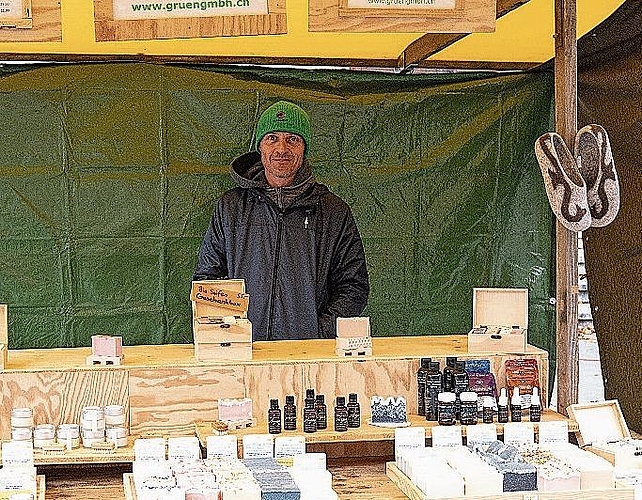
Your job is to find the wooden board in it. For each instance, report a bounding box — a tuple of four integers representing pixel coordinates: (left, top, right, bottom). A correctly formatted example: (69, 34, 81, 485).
(385, 462, 635, 500)
(129, 366, 245, 436)
(0, 0, 60, 41)
(0, 305, 6, 345)
(94, 0, 286, 41)
(0, 370, 128, 441)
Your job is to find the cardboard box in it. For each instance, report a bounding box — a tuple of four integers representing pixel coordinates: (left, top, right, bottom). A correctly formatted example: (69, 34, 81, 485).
(91, 335, 123, 357)
(468, 288, 528, 353)
(191, 280, 252, 362)
(568, 400, 642, 470)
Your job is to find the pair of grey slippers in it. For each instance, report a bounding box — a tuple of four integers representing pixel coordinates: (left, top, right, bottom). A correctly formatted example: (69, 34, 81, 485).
(535, 124, 620, 232)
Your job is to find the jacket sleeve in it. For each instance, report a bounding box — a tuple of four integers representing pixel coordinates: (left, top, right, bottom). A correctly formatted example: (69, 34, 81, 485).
(192, 201, 229, 281)
(317, 209, 370, 338)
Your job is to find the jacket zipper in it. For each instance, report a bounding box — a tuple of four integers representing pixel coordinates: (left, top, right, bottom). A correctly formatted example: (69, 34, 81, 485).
(266, 212, 284, 340)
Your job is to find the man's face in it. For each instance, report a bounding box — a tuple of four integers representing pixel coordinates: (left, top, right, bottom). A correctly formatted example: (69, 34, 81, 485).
(259, 132, 305, 188)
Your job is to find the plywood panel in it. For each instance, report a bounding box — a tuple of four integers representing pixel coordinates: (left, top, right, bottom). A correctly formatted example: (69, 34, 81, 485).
(309, 0, 495, 33)
(305, 359, 414, 416)
(243, 362, 304, 422)
(0, 370, 128, 440)
(0, 0, 60, 42)
(94, 0, 286, 41)
(128, 366, 245, 435)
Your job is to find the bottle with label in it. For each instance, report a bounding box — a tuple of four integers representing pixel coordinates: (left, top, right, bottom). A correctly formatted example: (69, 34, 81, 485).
(425, 361, 443, 422)
(347, 393, 361, 428)
(437, 392, 457, 426)
(510, 387, 522, 422)
(497, 388, 509, 423)
(416, 357, 431, 416)
(459, 391, 478, 425)
(284, 395, 297, 431)
(443, 356, 458, 392)
(452, 360, 469, 419)
(303, 397, 317, 433)
(334, 396, 348, 432)
(268, 399, 282, 434)
(482, 396, 494, 424)
(529, 387, 542, 422)
(315, 394, 328, 430)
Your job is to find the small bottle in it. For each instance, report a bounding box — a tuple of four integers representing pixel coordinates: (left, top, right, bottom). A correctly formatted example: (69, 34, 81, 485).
(510, 387, 522, 422)
(459, 391, 478, 425)
(497, 388, 509, 423)
(529, 387, 542, 422)
(303, 397, 317, 433)
(425, 361, 443, 422)
(482, 396, 494, 424)
(347, 393, 361, 428)
(315, 394, 328, 430)
(334, 396, 348, 432)
(437, 391, 457, 426)
(452, 360, 469, 419)
(268, 399, 282, 434)
(416, 358, 431, 416)
(443, 356, 458, 392)
(284, 395, 297, 431)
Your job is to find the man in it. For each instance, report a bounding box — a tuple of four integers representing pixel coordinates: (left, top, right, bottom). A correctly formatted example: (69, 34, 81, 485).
(193, 100, 369, 340)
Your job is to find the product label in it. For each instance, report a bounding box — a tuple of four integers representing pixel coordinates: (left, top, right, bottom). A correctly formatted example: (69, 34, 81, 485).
(274, 436, 305, 458)
(466, 423, 497, 446)
(167, 436, 200, 462)
(242, 434, 274, 459)
(395, 427, 426, 463)
(538, 421, 569, 447)
(134, 437, 167, 462)
(206, 434, 238, 458)
(503, 422, 535, 446)
(432, 425, 462, 447)
(1, 441, 34, 467)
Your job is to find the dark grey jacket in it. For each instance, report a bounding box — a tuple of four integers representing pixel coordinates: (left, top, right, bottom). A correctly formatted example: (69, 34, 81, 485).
(193, 151, 369, 340)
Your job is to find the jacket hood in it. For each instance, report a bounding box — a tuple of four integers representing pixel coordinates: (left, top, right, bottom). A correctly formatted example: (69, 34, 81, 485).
(230, 151, 326, 209)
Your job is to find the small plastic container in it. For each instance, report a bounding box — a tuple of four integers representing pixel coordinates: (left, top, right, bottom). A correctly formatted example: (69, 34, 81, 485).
(57, 423, 81, 449)
(106, 426, 128, 448)
(33, 424, 56, 448)
(11, 408, 34, 429)
(437, 392, 457, 426)
(104, 405, 126, 427)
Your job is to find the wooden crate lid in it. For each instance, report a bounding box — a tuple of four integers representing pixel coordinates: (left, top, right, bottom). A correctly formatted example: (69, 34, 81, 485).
(472, 287, 528, 329)
(191, 279, 248, 319)
(567, 399, 631, 446)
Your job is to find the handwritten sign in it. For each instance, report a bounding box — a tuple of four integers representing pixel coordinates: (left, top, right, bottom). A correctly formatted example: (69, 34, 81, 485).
(190, 284, 249, 313)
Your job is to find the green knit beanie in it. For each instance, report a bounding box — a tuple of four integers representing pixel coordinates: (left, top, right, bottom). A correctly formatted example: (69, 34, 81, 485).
(254, 101, 311, 151)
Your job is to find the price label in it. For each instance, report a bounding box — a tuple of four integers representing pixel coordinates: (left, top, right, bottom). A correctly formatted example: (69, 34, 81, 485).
(538, 421, 569, 447)
(242, 434, 274, 459)
(167, 436, 200, 462)
(274, 436, 306, 458)
(133, 437, 166, 462)
(207, 434, 238, 458)
(503, 422, 535, 446)
(395, 427, 426, 459)
(466, 423, 497, 446)
(431, 425, 462, 447)
(2, 441, 34, 467)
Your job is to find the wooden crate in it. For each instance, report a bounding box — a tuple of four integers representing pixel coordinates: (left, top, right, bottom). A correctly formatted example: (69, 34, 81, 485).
(468, 288, 528, 353)
(385, 461, 635, 500)
(568, 400, 642, 469)
(191, 279, 252, 361)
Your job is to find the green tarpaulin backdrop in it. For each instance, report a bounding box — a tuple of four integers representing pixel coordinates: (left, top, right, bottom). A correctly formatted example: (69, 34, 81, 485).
(0, 63, 556, 374)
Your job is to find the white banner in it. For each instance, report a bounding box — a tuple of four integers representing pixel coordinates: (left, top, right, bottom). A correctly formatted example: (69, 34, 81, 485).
(346, 0, 456, 10)
(113, 0, 268, 21)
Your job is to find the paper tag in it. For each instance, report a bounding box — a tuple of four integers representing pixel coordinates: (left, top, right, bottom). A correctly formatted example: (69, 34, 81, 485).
(134, 437, 166, 461)
(2, 441, 34, 467)
(0, 466, 37, 492)
(206, 434, 238, 458)
(431, 426, 463, 447)
(190, 284, 249, 312)
(538, 420, 569, 447)
(167, 436, 200, 462)
(292, 452, 327, 470)
(503, 422, 535, 446)
(242, 434, 274, 459)
(465, 423, 497, 446)
(395, 427, 426, 461)
(274, 436, 306, 458)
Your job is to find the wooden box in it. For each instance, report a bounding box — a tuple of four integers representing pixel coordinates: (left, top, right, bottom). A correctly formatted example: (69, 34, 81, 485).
(336, 316, 372, 357)
(191, 279, 252, 362)
(568, 400, 642, 470)
(467, 288, 528, 353)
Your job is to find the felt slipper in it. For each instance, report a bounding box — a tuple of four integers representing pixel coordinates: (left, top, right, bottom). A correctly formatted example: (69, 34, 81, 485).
(575, 124, 620, 227)
(535, 132, 591, 232)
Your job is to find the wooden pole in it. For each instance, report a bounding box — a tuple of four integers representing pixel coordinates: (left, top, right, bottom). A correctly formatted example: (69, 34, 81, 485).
(554, 0, 579, 415)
